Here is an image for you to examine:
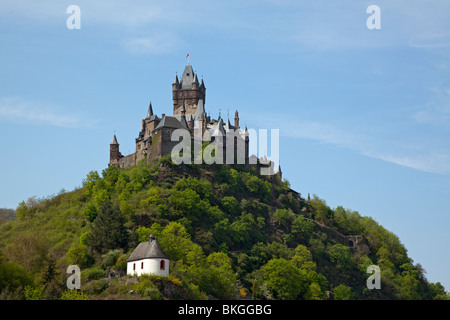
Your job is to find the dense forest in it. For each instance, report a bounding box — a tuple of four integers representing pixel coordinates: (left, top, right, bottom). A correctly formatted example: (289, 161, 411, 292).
(0, 156, 448, 300)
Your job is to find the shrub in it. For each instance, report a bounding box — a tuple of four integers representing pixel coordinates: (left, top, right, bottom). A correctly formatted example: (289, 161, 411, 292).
(81, 266, 105, 282)
(82, 203, 97, 222)
(61, 290, 90, 300)
(333, 284, 353, 300)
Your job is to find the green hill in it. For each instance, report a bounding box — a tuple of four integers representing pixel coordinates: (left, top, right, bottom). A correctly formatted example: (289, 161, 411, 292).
(0, 156, 447, 300)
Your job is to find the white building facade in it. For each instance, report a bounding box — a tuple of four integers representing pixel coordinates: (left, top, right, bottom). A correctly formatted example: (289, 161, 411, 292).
(127, 235, 169, 277)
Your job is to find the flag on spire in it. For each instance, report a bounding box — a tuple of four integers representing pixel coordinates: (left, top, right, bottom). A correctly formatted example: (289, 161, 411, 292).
(186, 53, 190, 59)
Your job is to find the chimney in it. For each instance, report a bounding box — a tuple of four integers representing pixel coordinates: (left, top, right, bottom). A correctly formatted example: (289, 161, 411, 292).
(149, 234, 155, 242)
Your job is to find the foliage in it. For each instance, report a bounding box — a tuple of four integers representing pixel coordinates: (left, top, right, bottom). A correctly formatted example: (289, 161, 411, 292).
(60, 290, 90, 300)
(262, 258, 306, 300)
(83, 203, 98, 222)
(0, 261, 33, 293)
(0, 159, 445, 300)
(333, 284, 353, 300)
(87, 202, 129, 254)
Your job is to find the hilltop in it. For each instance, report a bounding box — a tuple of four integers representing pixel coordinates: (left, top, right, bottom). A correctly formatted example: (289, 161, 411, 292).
(0, 156, 447, 300)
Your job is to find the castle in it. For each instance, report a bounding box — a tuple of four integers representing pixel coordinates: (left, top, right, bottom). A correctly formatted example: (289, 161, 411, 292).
(109, 63, 250, 168)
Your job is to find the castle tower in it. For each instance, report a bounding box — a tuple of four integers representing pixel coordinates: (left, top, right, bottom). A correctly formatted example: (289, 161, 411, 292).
(172, 64, 206, 116)
(234, 110, 240, 129)
(109, 134, 121, 166)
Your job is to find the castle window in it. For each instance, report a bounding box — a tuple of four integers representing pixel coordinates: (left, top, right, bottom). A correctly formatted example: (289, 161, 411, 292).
(133, 263, 136, 271)
(160, 260, 165, 270)
(141, 262, 144, 269)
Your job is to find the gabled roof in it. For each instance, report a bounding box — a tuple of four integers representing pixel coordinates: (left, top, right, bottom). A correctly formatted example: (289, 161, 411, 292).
(211, 118, 225, 136)
(153, 115, 188, 132)
(127, 238, 168, 262)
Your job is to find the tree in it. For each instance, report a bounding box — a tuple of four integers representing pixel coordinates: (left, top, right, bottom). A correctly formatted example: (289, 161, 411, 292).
(262, 258, 306, 300)
(333, 284, 353, 300)
(429, 282, 449, 300)
(67, 242, 90, 267)
(83, 170, 100, 196)
(221, 196, 240, 216)
(87, 202, 129, 254)
(328, 244, 352, 269)
(160, 222, 196, 261)
(0, 261, 33, 293)
(273, 208, 292, 228)
(292, 245, 316, 272)
(168, 189, 202, 219)
(291, 215, 315, 242)
(310, 196, 334, 223)
(40, 256, 59, 288)
(82, 203, 98, 222)
(305, 282, 326, 300)
(4, 234, 49, 274)
(202, 252, 237, 299)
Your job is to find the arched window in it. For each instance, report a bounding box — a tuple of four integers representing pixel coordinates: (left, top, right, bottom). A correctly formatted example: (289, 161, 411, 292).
(160, 260, 165, 270)
(141, 262, 144, 269)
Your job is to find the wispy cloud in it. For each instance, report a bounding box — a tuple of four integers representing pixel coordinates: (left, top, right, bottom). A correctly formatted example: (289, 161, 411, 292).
(3, 1, 450, 53)
(122, 33, 181, 55)
(413, 87, 450, 127)
(0, 97, 96, 128)
(252, 112, 450, 175)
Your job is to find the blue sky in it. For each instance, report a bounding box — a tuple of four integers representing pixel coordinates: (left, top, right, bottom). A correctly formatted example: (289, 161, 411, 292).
(1, 0, 450, 291)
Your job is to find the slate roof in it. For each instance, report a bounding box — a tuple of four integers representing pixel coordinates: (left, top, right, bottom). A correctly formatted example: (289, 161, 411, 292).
(153, 115, 188, 132)
(127, 237, 168, 262)
(111, 134, 119, 145)
(180, 64, 195, 90)
(194, 99, 205, 118)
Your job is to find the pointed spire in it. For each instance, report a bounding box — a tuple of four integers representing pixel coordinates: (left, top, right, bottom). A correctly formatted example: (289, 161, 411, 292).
(173, 73, 179, 84)
(217, 117, 225, 135)
(180, 64, 195, 89)
(200, 77, 205, 88)
(195, 99, 205, 118)
(226, 117, 232, 130)
(111, 134, 119, 145)
(146, 102, 154, 119)
(193, 73, 198, 84)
